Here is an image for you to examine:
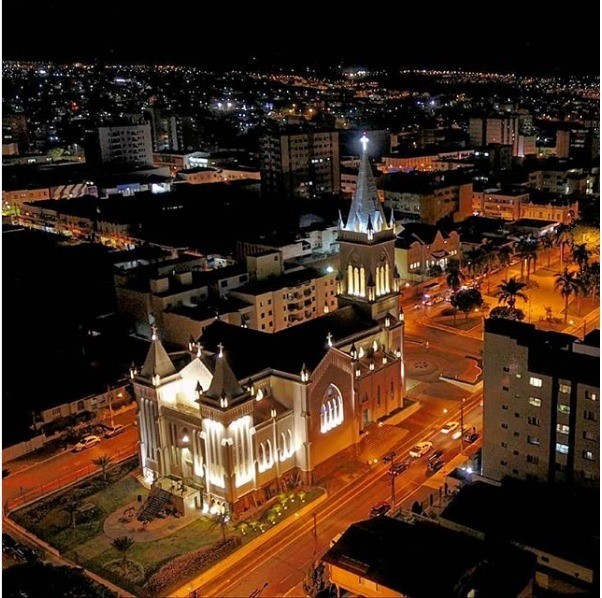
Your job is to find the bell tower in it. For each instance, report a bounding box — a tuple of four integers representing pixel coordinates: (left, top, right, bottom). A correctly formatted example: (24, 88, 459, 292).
(338, 134, 400, 319)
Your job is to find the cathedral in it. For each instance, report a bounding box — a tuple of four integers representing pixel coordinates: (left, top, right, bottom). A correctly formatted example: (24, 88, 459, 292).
(131, 136, 406, 515)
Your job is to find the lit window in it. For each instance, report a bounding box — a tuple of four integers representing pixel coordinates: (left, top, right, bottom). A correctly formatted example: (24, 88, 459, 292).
(529, 377, 543, 388)
(527, 435, 540, 446)
(583, 450, 595, 461)
(559, 383, 571, 394)
(586, 391, 597, 401)
(529, 397, 542, 407)
(556, 443, 569, 455)
(558, 404, 570, 415)
(556, 424, 570, 435)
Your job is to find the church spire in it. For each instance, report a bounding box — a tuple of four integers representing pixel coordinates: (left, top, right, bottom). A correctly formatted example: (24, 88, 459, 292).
(140, 326, 177, 380)
(204, 343, 244, 402)
(343, 134, 386, 235)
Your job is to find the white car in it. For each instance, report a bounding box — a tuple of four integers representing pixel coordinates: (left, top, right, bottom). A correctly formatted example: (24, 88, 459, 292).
(330, 533, 343, 547)
(104, 424, 125, 438)
(441, 421, 460, 435)
(72, 435, 101, 452)
(409, 441, 433, 458)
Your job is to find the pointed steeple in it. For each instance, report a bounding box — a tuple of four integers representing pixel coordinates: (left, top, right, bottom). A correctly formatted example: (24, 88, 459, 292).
(344, 134, 386, 234)
(388, 207, 395, 229)
(204, 344, 244, 401)
(140, 327, 177, 380)
(338, 209, 345, 229)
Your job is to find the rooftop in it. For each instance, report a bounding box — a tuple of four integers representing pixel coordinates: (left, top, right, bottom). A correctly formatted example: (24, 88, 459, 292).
(441, 480, 599, 569)
(232, 268, 326, 296)
(323, 516, 535, 598)
(395, 222, 451, 249)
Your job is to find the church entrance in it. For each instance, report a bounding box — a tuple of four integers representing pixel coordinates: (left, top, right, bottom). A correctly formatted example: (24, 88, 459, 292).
(362, 409, 371, 428)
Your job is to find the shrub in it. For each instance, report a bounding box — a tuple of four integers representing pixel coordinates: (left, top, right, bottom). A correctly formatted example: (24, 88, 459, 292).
(145, 537, 241, 596)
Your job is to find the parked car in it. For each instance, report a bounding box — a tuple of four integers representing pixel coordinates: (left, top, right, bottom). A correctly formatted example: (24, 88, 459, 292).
(441, 421, 460, 435)
(464, 432, 480, 444)
(427, 450, 444, 465)
(388, 460, 410, 476)
(370, 501, 391, 517)
(104, 424, 125, 438)
(330, 532, 343, 547)
(2, 533, 17, 553)
(409, 441, 433, 458)
(428, 458, 445, 472)
(382, 451, 396, 463)
(72, 435, 101, 452)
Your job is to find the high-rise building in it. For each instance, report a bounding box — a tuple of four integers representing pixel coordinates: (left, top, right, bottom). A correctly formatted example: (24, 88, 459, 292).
(469, 114, 521, 156)
(90, 118, 153, 167)
(2, 114, 29, 155)
(260, 125, 340, 198)
(482, 319, 599, 487)
(145, 106, 180, 152)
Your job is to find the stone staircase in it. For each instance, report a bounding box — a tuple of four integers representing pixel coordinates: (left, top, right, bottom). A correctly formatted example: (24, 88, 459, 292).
(137, 487, 172, 522)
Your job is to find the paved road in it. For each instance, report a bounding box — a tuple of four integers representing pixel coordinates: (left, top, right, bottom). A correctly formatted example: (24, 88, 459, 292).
(3, 410, 138, 505)
(196, 395, 482, 598)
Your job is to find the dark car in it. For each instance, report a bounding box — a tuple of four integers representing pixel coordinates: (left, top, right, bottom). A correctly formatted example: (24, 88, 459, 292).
(382, 451, 396, 463)
(19, 546, 40, 562)
(2, 533, 17, 553)
(370, 501, 392, 517)
(464, 432, 480, 444)
(427, 450, 444, 465)
(388, 460, 409, 476)
(428, 458, 445, 472)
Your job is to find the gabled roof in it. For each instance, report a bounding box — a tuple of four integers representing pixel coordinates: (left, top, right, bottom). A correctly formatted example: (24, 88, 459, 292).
(140, 332, 177, 379)
(204, 348, 245, 400)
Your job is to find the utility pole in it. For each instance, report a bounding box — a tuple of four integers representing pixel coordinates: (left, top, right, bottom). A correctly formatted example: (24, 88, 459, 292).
(460, 398, 466, 452)
(312, 513, 318, 556)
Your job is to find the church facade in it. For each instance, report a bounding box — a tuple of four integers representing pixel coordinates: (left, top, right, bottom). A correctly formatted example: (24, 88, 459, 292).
(131, 136, 406, 514)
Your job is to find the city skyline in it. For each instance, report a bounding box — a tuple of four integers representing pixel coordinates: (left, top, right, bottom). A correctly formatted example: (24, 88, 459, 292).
(3, 1, 600, 75)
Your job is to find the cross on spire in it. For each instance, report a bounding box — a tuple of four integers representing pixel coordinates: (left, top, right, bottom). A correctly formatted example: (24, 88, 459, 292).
(326, 332, 333, 347)
(360, 133, 369, 154)
(150, 324, 158, 341)
(217, 342, 224, 357)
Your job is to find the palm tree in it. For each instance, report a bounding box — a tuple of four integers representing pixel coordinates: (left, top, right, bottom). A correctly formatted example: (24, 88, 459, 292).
(555, 224, 573, 267)
(481, 246, 499, 294)
(111, 536, 135, 572)
(515, 236, 538, 283)
(554, 268, 583, 324)
(497, 245, 513, 279)
(540, 233, 555, 267)
(572, 243, 591, 271)
(63, 500, 79, 529)
(92, 454, 113, 482)
(462, 247, 484, 281)
(576, 268, 593, 316)
(494, 278, 528, 309)
(445, 258, 464, 294)
(587, 261, 600, 299)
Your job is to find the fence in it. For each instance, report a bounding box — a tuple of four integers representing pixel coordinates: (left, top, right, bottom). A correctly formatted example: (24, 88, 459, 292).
(5, 441, 139, 513)
(2, 434, 46, 463)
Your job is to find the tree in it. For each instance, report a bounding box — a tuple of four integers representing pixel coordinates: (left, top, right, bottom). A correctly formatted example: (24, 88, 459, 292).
(111, 536, 135, 572)
(303, 561, 330, 598)
(427, 264, 443, 278)
(554, 268, 583, 324)
(587, 261, 600, 299)
(515, 236, 538, 283)
(451, 288, 483, 320)
(63, 500, 79, 529)
(555, 224, 573, 267)
(540, 233, 555, 267)
(494, 278, 528, 310)
(572, 243, 591, 271)
(462, 247, 484, 281)
(497, 245, 513, 280)
(211, 509, 230, 542)
(92, 454, 113, 482)
(445, 258, 464, 294)
(481, 245, 499, 293)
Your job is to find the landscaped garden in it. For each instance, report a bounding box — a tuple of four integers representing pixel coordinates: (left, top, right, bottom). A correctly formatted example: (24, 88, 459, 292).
(11, 460, 324, 596)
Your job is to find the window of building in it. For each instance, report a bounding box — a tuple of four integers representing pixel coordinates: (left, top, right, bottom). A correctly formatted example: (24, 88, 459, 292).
(556, 424, 570, 435)
(529, 377, 543, 388)
(527, 455, 539, 464)
(220, 280, 228, 287)
(259, 301, 264, 307)
(502, 405, 508, 410)
(583, 430, 597, 442)
(376, 387, 381, 408)
(320, 384, 344, 433)
(503, 386, 510, 392)
(556, 443, 569, 455)
(268, 310, 273, 316)
(513, 450, 519, 456)
(527, 416, 540, 426)
(501, 423, 508, 429)
(515, 373, 522, 379)
(529, 397, 542, 407)
(503, 366, 510, 372)
(584, 410, 597, 421)
(514, 431, 520, 437)
(583, 450, 595, 461)
(527, 435, 540, 446)
(514, 412, 520, 418)
(585, 391, 597, 401)
(500, 460, 508, 466)
(261, 324, 266, 330)
(501, 442, 508, 448)
(512, 469, 519, 475)
(559, 383, 571, 394)
(558, 404, 570, 415)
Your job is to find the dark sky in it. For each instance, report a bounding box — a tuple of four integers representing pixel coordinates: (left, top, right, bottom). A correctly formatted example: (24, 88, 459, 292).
(3, 2, 600, 75)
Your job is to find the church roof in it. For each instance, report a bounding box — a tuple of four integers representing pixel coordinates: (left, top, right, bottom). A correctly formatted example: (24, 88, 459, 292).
(203, 348, 245, 400)
(140, 331, 177, 379)
(343, 135, 387, 234)
(199, 305, 379, 380)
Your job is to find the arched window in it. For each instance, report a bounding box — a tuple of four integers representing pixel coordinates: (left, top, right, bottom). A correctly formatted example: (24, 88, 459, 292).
(320, 384, 344, 433)
(347, 264, 354, 295)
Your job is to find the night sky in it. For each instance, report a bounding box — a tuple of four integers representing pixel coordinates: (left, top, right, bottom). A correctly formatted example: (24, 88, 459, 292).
(3, 1, 600, 74)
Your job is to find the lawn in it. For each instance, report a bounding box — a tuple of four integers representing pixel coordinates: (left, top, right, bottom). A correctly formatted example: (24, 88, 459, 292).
(11, 463, 325, 595)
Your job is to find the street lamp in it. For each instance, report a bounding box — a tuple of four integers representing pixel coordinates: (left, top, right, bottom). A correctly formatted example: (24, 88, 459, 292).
(460, 398, 466, 452)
